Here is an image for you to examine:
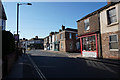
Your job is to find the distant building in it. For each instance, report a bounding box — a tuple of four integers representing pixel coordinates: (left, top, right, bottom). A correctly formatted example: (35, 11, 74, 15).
(44, 36, 49, 50)
(58, 25, 79, 52)
(54, 32, 59, 51)
(0, 0, 7, 30)
(49, 32, 55, 51)
(44, 25, 79, 52)
(29, 36, 44, 49)
(20, 36, 44, 50)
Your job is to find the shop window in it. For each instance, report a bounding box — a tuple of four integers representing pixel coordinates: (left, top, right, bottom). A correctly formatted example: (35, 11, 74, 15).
(109, 35, 118, 49)
(107, 8, 117, 25)
(82, 35, 96, 51)
(84, 19, 90, 31)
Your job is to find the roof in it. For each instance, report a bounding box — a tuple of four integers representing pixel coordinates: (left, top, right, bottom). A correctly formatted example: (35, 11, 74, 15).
(65, 28, 77, 32)
(0, 1, 7, 20)
(29, 38, 44, 41)
(77, 2, 120, 22)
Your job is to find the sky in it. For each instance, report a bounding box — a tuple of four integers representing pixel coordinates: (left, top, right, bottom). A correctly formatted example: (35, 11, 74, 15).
(2, 2, 107, 39)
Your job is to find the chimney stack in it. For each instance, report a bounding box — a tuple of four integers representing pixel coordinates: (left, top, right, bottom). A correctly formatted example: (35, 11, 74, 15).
(62, 25, 65, 31)
(107, 0, 114, 5)
(35, 36, 38, 39)
(59, 29, 62, 32)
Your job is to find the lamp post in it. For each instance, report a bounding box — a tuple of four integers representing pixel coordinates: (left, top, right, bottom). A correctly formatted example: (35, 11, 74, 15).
(16, 3, 32, 49)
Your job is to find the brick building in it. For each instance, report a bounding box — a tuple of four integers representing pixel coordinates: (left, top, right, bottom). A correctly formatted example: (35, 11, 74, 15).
(100, 2, 120, 59)
(58, 25, 79, 52)
(77, 1, 120, 59)
(77, 12, 101, 58)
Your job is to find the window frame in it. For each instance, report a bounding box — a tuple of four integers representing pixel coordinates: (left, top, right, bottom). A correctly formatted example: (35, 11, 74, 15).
(69, 33, 72, 39)
(61, 43, 63, 49)
(107, 7, 117, 25)
(109, 34, 118, 50)
(84, 18, 90, 31)
(70, 43, 72, 50)
(60, 34, 63, 40)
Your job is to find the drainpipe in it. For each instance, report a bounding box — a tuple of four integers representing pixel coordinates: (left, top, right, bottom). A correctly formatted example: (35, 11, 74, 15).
(98, 13, 103, 59)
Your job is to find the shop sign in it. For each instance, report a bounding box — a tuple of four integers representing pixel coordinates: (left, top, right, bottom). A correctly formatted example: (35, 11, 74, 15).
(82, 51, 97, 58)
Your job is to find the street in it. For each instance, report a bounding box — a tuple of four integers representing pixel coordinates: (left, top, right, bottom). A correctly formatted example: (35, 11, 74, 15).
(5, 50, 120, 80)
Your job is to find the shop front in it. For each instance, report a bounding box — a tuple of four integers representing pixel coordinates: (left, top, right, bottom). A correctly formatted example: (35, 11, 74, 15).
(79, 33, 98, 58)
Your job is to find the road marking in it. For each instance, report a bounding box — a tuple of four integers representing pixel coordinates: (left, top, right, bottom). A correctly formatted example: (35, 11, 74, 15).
(27, 54, 47, 80)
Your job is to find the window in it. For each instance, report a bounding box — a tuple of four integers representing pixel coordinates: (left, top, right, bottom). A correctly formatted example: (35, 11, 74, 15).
(107, 8, 117, 24)
(0, 19, 6, 30)
(61, 43, 63, 49)
(76, 34, 78, 39)
(70, 43, 72, 49)
(82, 35, 96, 51)
(84, 19, 90, 31)
(109, 35, 118, 49)
(60, 34, 63, 39)
(55, 35, 57, 41)
(69, 33, 72, 39)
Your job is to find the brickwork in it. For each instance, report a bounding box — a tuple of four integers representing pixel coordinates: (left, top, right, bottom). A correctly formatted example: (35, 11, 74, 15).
(101, 31, 120, 59)
(77, 14, 99, 36)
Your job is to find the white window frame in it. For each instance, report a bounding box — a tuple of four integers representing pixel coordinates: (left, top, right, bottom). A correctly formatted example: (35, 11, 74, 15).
(107, 7, 117, 25)
(109, 34, 118, 51)
(69, 33, 72, 39)
(84, 18, 90, 31)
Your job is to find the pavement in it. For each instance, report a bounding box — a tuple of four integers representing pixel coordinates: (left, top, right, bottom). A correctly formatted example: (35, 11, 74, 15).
(3, 54, 42, 80)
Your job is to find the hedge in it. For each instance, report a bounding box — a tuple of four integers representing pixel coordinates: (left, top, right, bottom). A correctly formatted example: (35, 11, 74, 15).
(2, 30, 15, 55)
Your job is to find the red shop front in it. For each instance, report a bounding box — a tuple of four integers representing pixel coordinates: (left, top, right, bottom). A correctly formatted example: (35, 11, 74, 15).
(78, 33, 98, 58)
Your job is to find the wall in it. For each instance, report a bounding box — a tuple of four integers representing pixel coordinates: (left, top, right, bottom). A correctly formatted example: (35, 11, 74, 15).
(77, 14, 100, 36)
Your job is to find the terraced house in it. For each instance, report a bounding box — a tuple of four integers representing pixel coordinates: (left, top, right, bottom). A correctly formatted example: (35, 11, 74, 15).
(44, 36, 49, 50)
(58, 25, 79, 52)
(100, 2, 120, 59)
(77, 1, 120, 59)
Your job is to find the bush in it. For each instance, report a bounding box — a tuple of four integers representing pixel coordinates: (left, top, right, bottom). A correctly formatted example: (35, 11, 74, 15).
(2, 30, 15, 55)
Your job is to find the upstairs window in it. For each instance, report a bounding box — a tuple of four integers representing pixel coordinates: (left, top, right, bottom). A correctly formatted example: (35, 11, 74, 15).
(69, 33, 72, 39)
(109, 35, 118, 50)
(60, 34, 63, 39)
(84, 19, 90, 31)
(61, 43, 63, 49)
(55, 35, 57, 41)
(107, 8, 117, 25)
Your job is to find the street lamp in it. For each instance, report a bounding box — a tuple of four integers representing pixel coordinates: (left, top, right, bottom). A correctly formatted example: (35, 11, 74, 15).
(16, 3, 32, 48)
